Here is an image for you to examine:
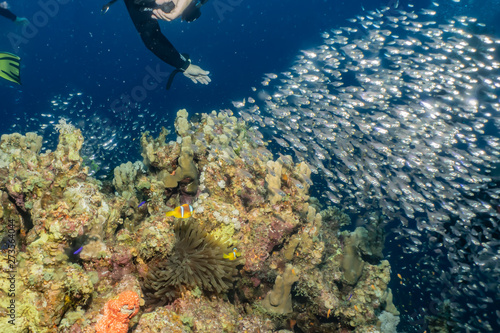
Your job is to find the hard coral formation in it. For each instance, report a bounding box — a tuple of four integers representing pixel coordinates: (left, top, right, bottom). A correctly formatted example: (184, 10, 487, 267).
(113, 161, 144, 196)
(159, 146, 199, 194)
(377, 311, 400, 333)
(95, 290, 140, 333)
(0, 128, 103, 332)
(0, 108, 399, 332)
(140, 110, 199, 201)
(341, 220, 386, 286)
(142, 220, 239, 306)
(134, 306, 188, 333)
(261, 265, 299, 314)
(341, 236, 365, 286)
(172, 289, 275, 333)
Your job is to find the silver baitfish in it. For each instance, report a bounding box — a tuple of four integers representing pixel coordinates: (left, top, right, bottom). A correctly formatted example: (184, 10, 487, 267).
(236, 2, 500, 332)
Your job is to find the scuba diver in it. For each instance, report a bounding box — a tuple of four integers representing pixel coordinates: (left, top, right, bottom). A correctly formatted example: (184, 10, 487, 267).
(0, 52, 20, 84)
(0, 4, 25, 85)
(102, 0, 211, 88)
(0, 3, 29, 25)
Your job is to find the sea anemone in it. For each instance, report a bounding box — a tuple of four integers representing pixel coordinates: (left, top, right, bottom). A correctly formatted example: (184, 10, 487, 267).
(142, 220, 239, 306)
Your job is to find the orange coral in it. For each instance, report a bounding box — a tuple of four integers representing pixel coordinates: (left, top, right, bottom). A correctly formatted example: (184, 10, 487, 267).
(95, 290, 140, 333)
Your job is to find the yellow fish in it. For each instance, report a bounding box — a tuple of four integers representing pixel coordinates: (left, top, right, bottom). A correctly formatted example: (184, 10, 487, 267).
(223, 248, 241, 260)
(166, 204, 193, 218)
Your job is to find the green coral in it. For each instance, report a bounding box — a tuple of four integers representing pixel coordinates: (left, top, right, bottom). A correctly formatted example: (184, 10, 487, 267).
(59, 307, 85, 329)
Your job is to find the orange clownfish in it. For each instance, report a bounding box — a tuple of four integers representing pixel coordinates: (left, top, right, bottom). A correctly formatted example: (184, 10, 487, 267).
(223, 248, 241, 260)
(166, 204, 193, 218)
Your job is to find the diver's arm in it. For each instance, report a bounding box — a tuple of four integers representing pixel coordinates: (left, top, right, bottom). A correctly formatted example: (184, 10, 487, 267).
(0, 7, 17, 21)
(152, 0, 191, 21)
(124, 0, 190, 70)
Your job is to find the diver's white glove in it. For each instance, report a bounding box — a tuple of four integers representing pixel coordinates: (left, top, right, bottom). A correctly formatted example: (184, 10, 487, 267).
(183, 63, 211, 85)
(15, 17, 29, 26)
(153, 0, 191, 21)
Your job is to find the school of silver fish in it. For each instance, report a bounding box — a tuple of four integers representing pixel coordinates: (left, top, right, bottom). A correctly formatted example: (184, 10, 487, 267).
(21, 93, 166, 178)
(235, 2, 500, 332)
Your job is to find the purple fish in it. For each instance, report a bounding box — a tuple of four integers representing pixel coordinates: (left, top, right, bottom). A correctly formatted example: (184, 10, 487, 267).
(347, 294, 353, 301)
(138, 201, 146, 208)
(73, 247, 83, 255)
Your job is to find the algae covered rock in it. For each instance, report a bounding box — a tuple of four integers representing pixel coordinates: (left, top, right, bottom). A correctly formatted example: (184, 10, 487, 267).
(135, 306, 188, 333)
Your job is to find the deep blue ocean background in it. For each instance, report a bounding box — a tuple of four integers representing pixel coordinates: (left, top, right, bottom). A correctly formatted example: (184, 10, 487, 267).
(3, 0, 499, 128)
(2, 0, 500, 332)
(2, 0, 500, 135)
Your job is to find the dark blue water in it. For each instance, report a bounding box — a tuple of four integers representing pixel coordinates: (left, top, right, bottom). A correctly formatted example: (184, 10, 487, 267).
(1, 0, 351, 119)
(3, 0, 499, 126)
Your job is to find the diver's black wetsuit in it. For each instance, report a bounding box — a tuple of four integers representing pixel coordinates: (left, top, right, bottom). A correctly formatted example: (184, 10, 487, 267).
(0, 7, 17, 21)
(124, 0, 190, 70)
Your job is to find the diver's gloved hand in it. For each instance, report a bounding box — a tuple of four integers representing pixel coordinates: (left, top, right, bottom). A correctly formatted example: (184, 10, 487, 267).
(15, 17, 29, 26)
(153, 0, 191, 21)
(183, 63, 211, 85)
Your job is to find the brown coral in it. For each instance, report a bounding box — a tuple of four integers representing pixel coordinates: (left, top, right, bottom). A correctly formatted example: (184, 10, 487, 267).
(142, 221, 239, 306)
(261, 265, 299, 314)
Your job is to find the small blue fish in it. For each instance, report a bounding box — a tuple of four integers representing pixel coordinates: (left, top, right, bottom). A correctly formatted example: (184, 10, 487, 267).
(347, 294, 353, 301)
(138, 201, 146, 208)
(73, 247, 83, 255)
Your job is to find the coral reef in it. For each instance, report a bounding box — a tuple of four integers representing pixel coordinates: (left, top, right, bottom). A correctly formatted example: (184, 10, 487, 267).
(172, 289, 275, 332)
(134, 306, 188, 333)
(0, 109, 398, 332)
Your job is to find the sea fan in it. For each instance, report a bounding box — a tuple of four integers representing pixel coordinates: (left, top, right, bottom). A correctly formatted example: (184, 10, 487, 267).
(142, 220, 239, 306)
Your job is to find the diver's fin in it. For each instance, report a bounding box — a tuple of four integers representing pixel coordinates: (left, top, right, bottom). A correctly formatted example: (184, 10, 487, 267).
(101, 0, 119, 15)
(166, 53, 190, 90)
(0, 52, 21, 85)
(166, 69, 182, 90)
